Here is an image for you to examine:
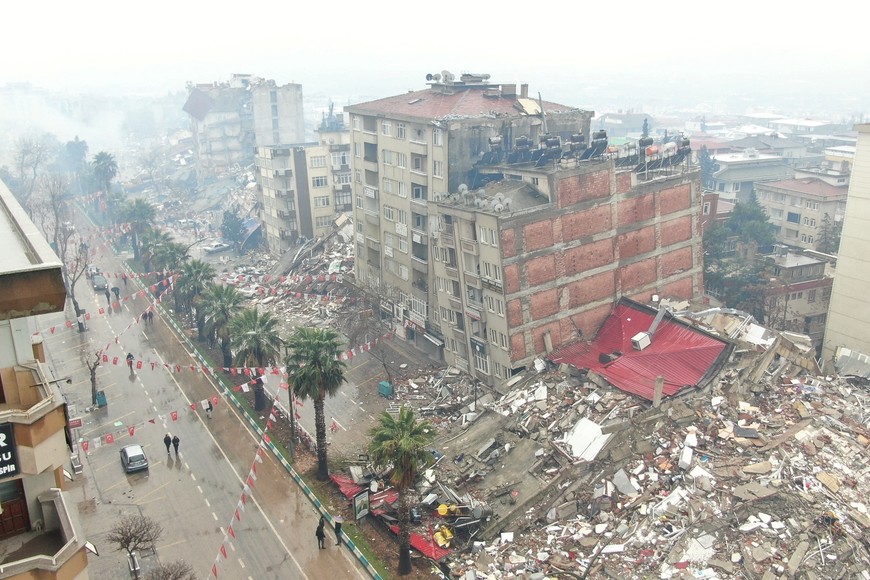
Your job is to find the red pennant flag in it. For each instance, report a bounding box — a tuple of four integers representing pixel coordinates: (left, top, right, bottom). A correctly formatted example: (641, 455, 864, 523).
(212, 564, 218, 578)
(202, 366, 211, 375)
(229, 368, 237, 376)
(82, 441, 89, 452)
(279, 382, 289, 390)
(112, 356, 119, 366)
(295, 398, 303, 407)
(279, 276, 286, 282)
(85, 312, 92, 320)
(257, 367, 265, 376)
(162, 279, 169, 286)
(128, 426, 135, 437)
(190, 403, 197, 410)
(243, 368, 251, 376)
(102, 354, 109, 363)
(228, 525, 235, 539)
(151, 362, 157, 370)
(66, 320, 73, 328)
(136, 360, 143, 369)
(266, 420, 273, 430)
(234, 509, 241, 521)
(50, 327, 56, 334)
(150, 285, 157, 292)
(271, 367, 280, 375)
(190, 365, 196, 373)
(105, 433, 115, 444)
(220, 544, 227, 559)
(295, 412, 302, 420)
(232, 386, 242, 392)
(170, 410, 178, 421)
(138, 290, 146, 297)
(212, 396, 219, 406)
(263, 434, 271, 444)
(148, 418, 156, 424)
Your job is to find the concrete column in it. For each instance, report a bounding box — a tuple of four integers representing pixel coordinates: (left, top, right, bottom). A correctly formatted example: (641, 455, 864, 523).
(652, 375, 665, 408)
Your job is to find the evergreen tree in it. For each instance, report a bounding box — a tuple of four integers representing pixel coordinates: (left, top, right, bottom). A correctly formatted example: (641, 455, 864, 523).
(816, 213, 842, 254)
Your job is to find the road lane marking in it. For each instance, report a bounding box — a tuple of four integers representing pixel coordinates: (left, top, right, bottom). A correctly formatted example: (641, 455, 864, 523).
(157, 539, 188, 550)
(204, 498, 210, 507)
(136, 482, 170, 502)
(197, 485, 203, 494)
(138, 495, 167, 506)
(152, 349, 313, 580)
(103, 479, 127, 492)
(212, 512, 218, 521)
(190, 473, 196, 481)
(238, 558, 245, 569)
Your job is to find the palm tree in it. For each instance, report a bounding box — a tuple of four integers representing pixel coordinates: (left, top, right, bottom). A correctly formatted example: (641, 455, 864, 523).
(92, 150, 118, 205)
(201, 284, 244, 367)
(368, 406, 435, 575)
(229, 308, 282, 368)
(176, 259, 215, 339)
(152, 241, 189, 272)
(139, 229, 174, 273)
(285, 327, 347, 481)
(121, 198, 156, 260)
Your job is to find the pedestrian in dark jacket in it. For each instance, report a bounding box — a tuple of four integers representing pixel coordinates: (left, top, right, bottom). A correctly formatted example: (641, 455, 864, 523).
(316, 520, 326, 549)
(164, 434, 172, 455)
(104, 289, 111, 304)
(172, 435, 180, 456)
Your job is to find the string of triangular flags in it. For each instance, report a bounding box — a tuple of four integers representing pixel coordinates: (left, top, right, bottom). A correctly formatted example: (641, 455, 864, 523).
(78, 395, 222, 453)
(210, 398, 281, 578)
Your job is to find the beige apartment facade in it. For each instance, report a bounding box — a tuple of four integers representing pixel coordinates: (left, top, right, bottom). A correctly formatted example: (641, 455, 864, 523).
(346, 74, 593, 358)
(255, 113, 351, 255)
(823, 124, 870, 367)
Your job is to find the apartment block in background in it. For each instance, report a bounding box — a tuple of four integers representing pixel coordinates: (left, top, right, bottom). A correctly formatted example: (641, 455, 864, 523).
(255, 107, 350, 255)
(183, 74, 304, 181)
(0, 180, 89, 579)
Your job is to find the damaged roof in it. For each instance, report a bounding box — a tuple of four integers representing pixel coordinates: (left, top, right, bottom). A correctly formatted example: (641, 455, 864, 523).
(182, 88, 214, 121)
(549, 298, 732, 401)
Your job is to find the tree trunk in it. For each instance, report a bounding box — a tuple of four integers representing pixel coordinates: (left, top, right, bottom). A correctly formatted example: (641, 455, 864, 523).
(196, 312, 205, 341)
(314, 395, 329, 480)
(221, 340, 233, 368)
(72, 297, 85, 332)
(397, 489, 412, 575)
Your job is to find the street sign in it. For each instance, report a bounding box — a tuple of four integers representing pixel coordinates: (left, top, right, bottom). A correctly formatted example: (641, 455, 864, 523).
(68, 417, 83, 429)
(0, 423, 21, 480)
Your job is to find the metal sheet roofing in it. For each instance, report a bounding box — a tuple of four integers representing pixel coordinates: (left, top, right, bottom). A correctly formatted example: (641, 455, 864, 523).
(549, 300, 731, 401)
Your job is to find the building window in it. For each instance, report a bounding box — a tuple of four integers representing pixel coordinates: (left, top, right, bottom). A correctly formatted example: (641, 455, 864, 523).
(397, 182, 407, 198)
(356, 196, 363, 209)
(787, 212, 801, 224)
(732, 182, 741, 193)
(354, 143, 361, 158)
(397, 123, 406, 139)
(399, 264, 409, 281)
(336, 172, 352, 185)
(384, 206, 396, 221)
(397, 209, 407, 224)
(397, 236, 408, 253)
(413, 186, 424, 200)
(474, 350, 489, 374)
(499, 332, 508, 349)
(413, 156, 424, 172)
(331, 151, 349, 166)
(397, 153, 407, 168)
(382, 178, 394, 193)
(483, 262, 501, 281)
(703, 202, 711, 215)
(316, 216, 333, 228)
(352, 117, 360, 130)
(314, 196, 330, 208)
(433, 128, 443, 146)
(335, 189, 352, 206)
(382, 121, 391, 136)
(310, 155, 327, 168)
(433, 160, 443, 178)
(354, 169, 362, 183)
(312, 176, 328, 188)
(822, 288, 831, 299)
(384, 232, 394, 248)
(808, 289, 816, 303)
(485, 295, 504, 316)
(489, 328, 498, 345)
(383, 150, 394, 165)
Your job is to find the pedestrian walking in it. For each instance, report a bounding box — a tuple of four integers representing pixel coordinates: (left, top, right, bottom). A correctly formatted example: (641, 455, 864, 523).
(316, 519, 326, 549)
(164, 434, 172, 455)
(334, 514, 343, 545)
(126, 352, 134, 371)
(206, 400, 213, 419)
(122, 273, 128, 287)
(112, 286, 120, 300)
(172, 435, 180, 456)
(147, 310, 154, 325)
(104, 289, 111, 304)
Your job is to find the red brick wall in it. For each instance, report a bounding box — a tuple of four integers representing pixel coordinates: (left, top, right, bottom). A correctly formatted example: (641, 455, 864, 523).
(661, 216, 693, 246)
(562, 206, 612, 243)
(510, 332, 526, 360)
(556, 169, 611, 207)
(523, 220, 555, 252)
(617, 226, 656, 260)
(530, 288, 559, 320)
(563, 239, 614, 276)
(660, 183, 692, 215)
(567, 271, 616, 308)
(660, 247, 694, 277)
(662, 277, 695, 300)
(525, 254, 557, 286)
(501, 228, 517, 258)
(618, 193, 655, 226)
(614, 171, 632, 195)
(507, 298, 523, 327)
(619, 258, 657, 289)
(531, 321, 561, 353)
(504, 263, 521, 293)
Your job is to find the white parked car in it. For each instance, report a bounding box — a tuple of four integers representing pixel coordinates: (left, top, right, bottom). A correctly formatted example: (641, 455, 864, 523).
(204, 242, 232, 255)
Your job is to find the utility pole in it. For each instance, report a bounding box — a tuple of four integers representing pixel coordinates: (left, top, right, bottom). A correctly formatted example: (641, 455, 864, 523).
(282, 344, 297, 459)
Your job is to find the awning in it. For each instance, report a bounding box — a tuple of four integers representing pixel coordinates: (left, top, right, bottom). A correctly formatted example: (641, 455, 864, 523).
(424, 333, 444, 347)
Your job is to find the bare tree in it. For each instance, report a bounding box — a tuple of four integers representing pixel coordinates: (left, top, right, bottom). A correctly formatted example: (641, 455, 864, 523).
(343, 284, 397, 385)
(13, 135, 53, 212)
(85, 352, 101, 406)
(140, 148, 162, 192)
(144, 560, 196, 580)
(106, 515, 162, 579)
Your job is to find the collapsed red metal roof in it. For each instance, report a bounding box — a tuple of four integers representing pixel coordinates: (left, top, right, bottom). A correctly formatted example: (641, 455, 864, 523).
(549, 299, 731, 401)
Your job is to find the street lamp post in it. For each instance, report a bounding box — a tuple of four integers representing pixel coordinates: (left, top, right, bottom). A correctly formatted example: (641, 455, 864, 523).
(282, 344, 297, 460)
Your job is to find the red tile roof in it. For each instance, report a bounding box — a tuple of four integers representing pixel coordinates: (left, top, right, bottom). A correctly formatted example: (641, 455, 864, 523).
(758, 178, 847, 198)
(549, 300, 731, 401)
(347, 87, 577, 121)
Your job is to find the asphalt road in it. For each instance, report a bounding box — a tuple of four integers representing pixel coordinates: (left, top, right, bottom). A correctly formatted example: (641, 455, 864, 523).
(38, 219, 369, 579)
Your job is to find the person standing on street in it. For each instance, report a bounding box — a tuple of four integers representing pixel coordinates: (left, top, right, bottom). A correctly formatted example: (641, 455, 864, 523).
(104, 289, 111, 304)
(172, 435, 180, 456)
(316, 519, 326, 549)
(206, 400, 213, 419)
(164, 434, 172, 455)
(122, 273, 128, 287)
(334, 514, 343, 546)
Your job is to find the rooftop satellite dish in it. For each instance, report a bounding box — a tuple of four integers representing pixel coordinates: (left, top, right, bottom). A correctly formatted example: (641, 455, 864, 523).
(458, 184, 468, 194)
(493, 203, 504, 212)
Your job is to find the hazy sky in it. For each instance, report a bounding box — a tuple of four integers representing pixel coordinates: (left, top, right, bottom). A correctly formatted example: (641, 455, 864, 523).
(3, 1, 868, 115)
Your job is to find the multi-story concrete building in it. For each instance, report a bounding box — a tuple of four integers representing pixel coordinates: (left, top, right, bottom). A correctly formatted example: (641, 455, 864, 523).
(0, 180, 90, 579)
(824, 123, 870, 367)
(183, 74, 304, 181)
(755, 168, 849, 250)
(428, 140, 702, 386)
(255, 108, 351, 255)
(346, 73, 595, 360)
(710, 148, 793, 203)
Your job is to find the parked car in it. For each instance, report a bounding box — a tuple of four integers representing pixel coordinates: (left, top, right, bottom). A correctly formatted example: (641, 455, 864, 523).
(86, 264, 100, 279)
(92, 274, 108, 291)
(204, 241, 232, 255)
(120, 445, 149, 473)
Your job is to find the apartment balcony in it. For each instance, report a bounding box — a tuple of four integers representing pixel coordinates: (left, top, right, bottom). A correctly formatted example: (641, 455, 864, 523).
(460, 239, 478, 256)
(464, 271, 481, 287)
(0, 489, 88, 579)
(481, 277, 503, 293)
(364, 212, 380, 226)
(409, 140, 428, 155)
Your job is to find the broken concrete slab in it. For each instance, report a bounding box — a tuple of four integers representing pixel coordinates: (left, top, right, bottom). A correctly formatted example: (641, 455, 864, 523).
(743, 460, 773, 474)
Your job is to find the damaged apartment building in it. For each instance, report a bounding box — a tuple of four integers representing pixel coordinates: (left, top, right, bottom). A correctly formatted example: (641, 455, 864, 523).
(347, 71, 703, 389)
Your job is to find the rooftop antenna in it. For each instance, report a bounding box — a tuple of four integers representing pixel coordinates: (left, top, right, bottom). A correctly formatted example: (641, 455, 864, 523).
(538, 92, 548, 135)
